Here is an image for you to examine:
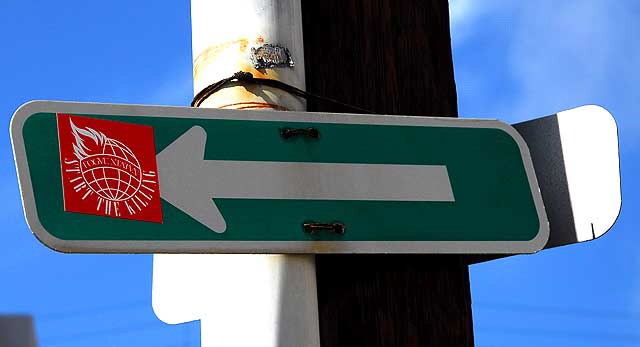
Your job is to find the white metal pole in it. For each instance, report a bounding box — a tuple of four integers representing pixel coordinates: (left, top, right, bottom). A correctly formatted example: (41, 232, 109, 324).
(152, 1, 320, 346)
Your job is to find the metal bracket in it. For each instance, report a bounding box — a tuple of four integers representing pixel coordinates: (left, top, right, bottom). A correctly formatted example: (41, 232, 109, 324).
(303, 222, 346, 235)
(280, 127, 320, 140)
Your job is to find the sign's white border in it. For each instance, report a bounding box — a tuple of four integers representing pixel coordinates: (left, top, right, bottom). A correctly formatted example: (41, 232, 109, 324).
(10, 100, 549, 254)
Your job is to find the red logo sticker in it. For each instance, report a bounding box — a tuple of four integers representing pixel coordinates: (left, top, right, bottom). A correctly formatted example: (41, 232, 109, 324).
(57, 114, 163, 223)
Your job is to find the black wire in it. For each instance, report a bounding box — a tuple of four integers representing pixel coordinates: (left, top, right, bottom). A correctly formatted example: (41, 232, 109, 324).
(191, 71, 373, 113)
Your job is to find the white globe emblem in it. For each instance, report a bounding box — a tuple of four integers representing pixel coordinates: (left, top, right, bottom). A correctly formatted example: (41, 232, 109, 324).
(67, 119, 157, 217)
(80, 138, 143, 202)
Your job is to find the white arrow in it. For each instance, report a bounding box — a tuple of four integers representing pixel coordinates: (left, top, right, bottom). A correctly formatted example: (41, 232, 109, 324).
(156, 126, 455, 233)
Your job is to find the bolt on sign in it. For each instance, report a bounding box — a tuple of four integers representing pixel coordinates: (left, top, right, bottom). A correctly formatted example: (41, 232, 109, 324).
(10, 101, 549, 254)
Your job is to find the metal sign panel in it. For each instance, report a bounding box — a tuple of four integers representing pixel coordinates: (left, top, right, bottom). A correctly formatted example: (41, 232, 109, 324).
(512, 105, 621, 248)
(10, 101, 548, 253)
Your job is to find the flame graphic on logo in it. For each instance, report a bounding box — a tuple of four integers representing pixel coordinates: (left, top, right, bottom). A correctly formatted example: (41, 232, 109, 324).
(70, 119, 107, 160)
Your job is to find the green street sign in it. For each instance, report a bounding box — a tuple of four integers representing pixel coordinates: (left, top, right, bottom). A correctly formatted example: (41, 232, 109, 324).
(11, 101, 548, 253)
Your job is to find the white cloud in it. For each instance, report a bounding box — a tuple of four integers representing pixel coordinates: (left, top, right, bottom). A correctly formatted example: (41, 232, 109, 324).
(448, 0, 481, 45)
(452, 0, 640, 146)
(449, 0, 476, 24)
(448, 0, 515, 46)
(510, 2, 639, 127)
(507, 2, 636, 115)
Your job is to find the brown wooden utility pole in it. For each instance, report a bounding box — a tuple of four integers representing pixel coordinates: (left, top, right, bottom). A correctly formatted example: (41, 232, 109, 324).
(301, 1, 474, 346)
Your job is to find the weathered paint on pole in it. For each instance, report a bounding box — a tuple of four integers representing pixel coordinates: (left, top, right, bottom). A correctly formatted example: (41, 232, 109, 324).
(152, 1, 320, 346)
(191, 0, 305, 111)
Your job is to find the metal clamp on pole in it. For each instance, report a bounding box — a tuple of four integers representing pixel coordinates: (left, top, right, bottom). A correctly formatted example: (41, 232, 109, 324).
(303, 222, 346, 235)
(281, 127, 320, 140)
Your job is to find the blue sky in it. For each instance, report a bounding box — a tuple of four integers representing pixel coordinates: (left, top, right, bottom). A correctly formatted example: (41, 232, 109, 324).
(0, 1, 638, 346)
(452, 1, 640, 346)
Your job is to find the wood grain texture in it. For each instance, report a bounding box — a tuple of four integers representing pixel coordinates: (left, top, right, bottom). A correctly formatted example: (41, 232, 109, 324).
(301, 0, 474, 346)
(301, 0, 458, 117)
(314, 255, 474, 347)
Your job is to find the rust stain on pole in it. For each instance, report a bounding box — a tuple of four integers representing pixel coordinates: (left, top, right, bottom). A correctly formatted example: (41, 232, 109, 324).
(192, 36, 302, 110)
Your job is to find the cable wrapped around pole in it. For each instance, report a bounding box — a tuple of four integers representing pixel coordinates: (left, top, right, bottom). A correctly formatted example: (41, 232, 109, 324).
(192, 71, 372, 113)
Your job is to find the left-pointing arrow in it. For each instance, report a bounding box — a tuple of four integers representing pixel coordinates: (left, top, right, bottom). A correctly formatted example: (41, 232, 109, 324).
(157, 126, 455, 233)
